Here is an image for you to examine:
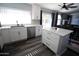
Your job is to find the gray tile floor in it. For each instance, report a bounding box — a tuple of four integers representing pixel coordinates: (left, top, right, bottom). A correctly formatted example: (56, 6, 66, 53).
(1, 36, 79, 56)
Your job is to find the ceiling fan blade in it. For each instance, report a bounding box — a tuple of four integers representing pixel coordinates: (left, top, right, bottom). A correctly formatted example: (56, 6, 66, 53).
(63, 3, 66, 4)
(67, 3, 74, 6)
(63, 4, 69, 10)
(69, 6, 77, 8)
(65, 7, 69, 10)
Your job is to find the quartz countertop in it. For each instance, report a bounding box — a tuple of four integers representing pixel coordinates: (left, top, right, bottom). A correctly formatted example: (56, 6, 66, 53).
(24, 25, 42, 27)
(43, 27, 73, 36)
(0, 26, 11, 29)
(0, 25, 42, 29)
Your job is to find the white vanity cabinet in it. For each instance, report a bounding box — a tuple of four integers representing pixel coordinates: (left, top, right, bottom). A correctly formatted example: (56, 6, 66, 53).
(0, 27, 27, 49)
(9, 28, 20, 42)
(17, 27, 27, 40)
(42, 27, 73, 55)
(1, 29, 11, 43)
(35, 26, 42, 36)
(10, 27, 27, 42)
(0, 25, 42, 49)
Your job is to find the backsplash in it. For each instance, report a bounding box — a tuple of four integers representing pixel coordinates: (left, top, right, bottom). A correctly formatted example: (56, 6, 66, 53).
(31, 20, 40, 25)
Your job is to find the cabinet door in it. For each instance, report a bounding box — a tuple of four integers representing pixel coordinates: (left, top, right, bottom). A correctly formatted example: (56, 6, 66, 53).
(32, 4, 40, 20)
(10, 28, 20, 42)
(2, 29, 11, 43)
(36, 26, 42, 36)
(20, 28, 27, 40)
(36, 6, 40, 19)
(0, 30, 3, 49)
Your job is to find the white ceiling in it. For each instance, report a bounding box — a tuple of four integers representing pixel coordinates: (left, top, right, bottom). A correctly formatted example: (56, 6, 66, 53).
(37, 3, 79, 14)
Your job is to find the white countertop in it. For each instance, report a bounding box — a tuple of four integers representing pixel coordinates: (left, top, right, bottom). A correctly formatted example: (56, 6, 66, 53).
(43, 27, 73, 36)
(24, 25, 42, 27)
(0, 25, 42, 29)
(0, 26, 11, 29)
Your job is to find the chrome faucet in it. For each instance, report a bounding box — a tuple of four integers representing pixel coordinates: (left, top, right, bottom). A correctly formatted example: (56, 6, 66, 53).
(16, 20, 19, 26)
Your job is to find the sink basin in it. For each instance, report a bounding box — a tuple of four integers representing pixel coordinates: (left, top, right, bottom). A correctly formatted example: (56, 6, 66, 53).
(11, 25, 24, 28)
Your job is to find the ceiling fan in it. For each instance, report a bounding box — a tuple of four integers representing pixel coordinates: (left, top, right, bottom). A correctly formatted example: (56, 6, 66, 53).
(58, 3, 77, 10)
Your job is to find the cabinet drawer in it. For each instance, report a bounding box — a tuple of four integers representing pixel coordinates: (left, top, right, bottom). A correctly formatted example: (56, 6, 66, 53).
(43, 36, 58, 47)
(43, 39, 51, 47)
(47, 36, 59, 45)
(42, 33, 59, 50)
(43, 39, 57, 53)
(42, 31, 59, 44)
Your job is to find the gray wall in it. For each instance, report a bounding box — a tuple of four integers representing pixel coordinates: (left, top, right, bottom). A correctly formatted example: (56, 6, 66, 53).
(31, 20, 40, 25)
(0, 3, 32, 11)
(71, 13, 79, 25)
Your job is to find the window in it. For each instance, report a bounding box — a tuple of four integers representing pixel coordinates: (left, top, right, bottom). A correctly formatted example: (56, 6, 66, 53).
(57, 14, 61, 25)
(0, 7, 31, 25)
(42, 12, 52, 28)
